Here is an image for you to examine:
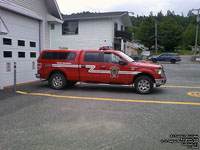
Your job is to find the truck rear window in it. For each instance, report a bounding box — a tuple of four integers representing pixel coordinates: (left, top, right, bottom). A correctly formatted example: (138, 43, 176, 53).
(41, 52, 76, 60)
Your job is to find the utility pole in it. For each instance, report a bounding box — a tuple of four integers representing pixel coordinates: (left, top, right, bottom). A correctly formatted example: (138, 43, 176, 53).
(155, 21, 158, 54)
(192, 8, 200, 56)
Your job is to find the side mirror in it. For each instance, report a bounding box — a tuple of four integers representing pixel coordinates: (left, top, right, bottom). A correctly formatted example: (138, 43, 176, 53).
(119, 60, 127, 65)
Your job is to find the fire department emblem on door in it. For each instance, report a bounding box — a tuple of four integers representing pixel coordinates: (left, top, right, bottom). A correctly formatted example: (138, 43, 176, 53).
(110, 66, 119, 78)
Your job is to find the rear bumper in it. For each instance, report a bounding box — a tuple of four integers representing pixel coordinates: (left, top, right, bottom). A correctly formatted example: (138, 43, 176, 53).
(35, 74, 47, 82)
(155, 78, 167, 87)
(35, 74, 40, 79)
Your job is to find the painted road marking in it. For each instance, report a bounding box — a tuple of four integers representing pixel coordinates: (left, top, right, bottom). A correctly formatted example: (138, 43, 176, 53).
(16, 91, 200, 106)
(162, 85, 200, 89)
(187, 92, 200, 98)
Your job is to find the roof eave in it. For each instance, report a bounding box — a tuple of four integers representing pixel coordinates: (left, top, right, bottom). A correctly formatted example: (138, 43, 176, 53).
(53, 0, 62, 20)
(0, 1, 43, 20)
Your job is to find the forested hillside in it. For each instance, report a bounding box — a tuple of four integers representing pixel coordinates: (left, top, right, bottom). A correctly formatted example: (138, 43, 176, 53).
(126, 10, 200, 52)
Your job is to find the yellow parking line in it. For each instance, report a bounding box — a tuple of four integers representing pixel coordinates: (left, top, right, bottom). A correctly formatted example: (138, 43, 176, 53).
(162, 85, 200, 89)
(16, 91, 200, 106)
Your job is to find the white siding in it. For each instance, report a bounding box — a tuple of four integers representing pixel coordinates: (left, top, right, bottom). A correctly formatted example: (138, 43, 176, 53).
(0, 8, 39, 88)
(4, 0, 51, 49)
(51, 19, 114, 50)
(113, 18, 124, 31)
(4, 0, 49, 17)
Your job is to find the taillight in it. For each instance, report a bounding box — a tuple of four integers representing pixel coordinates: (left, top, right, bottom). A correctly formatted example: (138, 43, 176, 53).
(37, 63, 42, 70)
(177, 56, 181, 59)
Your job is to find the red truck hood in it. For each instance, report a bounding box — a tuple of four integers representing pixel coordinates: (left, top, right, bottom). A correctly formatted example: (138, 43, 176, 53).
(132, 61, 162, 69)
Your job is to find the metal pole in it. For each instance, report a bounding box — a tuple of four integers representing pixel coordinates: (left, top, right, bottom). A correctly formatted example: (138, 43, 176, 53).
(14, 62, 16, 92)
(155, 21, 158, 54)
(192, 8, 200, 56)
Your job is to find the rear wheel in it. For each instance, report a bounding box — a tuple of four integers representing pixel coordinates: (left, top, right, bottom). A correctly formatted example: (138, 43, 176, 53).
(171, 59, 176, 64)
(49, 73, 67, 90)
(134, 76, 154, 94)
(152, 58, 157, 63)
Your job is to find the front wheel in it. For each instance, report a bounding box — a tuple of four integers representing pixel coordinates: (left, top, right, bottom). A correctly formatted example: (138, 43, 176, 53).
(134, 76, 154, 94)
(49, 73, 67, 90)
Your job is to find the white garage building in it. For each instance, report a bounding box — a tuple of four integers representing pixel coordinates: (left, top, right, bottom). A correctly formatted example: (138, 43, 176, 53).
(0, 0, 62, 89)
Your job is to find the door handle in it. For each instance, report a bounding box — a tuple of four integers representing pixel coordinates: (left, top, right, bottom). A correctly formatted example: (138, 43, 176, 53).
(81, 65, 86, 68)
(101, 65, 106, 69)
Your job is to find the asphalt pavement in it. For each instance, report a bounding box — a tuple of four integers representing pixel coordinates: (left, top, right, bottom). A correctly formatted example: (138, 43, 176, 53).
(0, 56, 200, 150)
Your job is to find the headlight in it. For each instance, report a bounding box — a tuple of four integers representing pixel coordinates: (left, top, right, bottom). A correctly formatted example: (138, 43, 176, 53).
(155, 69, 162, 75)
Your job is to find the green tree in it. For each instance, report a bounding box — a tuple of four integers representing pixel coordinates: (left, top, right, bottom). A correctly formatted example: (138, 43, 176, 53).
(156, 11, 164, 22)
(136, 17, 156, 49)
(159, 17, 183, 51)
(182, 23, 200, 48)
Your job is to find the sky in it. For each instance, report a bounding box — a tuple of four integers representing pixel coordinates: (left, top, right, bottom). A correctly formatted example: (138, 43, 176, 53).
(56, 0, 200, 16)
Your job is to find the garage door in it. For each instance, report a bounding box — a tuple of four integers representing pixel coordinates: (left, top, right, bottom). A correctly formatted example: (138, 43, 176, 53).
(0, 8, 40, 89)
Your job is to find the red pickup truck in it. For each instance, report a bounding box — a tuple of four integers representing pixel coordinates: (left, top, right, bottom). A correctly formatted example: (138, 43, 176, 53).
(36, 49, 166, 94)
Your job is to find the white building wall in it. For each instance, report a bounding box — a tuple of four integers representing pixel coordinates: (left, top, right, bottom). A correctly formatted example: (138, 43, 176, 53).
(51, 18, 114, 50)
(4, 0, 49, 16)
(113, 17, 128, 53)
(3, 0, 51, 49)
(0, 8, 39, 89)
(113, 18, 124, 31)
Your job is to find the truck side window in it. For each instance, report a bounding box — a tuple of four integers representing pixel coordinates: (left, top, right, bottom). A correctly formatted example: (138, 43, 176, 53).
(104, 53, 123, 64)
(58, 52, 76, 60)
(42, 52, 58, 59)
(41, 52, 76, 60)
(84, 52, 100, 62)
(67, 53, 76, 60)
(104, 53, 112, 63)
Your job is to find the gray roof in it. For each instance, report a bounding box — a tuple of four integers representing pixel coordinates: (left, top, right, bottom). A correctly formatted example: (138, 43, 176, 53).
(62, 11, 132, 26)
(46, 0, 62, 20)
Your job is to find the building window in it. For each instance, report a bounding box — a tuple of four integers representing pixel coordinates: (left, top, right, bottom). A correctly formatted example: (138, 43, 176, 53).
(62, 21, 78, 35)
(121, 25, 124, 31)
(30, 41, 36, 47)
(18, 40, 25, 46)
(3, 51, 12, 58)
(51, 24, 55, 30)
(30, 52, 36, 58)
(114, 23, 118, 32)
(18, 52, 25, 58)
(3, 38, 12, 45)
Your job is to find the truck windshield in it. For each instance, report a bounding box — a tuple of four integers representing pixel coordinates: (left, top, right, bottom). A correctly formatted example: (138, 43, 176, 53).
(118, 52, 134, 62)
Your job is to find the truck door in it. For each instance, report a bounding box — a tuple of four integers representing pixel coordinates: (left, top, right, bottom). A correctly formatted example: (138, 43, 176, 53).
(99, 52, 132, 84)
(79, 51, 102, 82)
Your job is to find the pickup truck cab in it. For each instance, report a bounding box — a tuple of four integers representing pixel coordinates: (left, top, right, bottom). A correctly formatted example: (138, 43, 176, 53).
(36, 49, 166, 94)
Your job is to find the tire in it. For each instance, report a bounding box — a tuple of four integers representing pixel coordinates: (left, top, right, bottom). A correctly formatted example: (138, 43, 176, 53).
(49, 73, 67, 90)
(152, 58, 157, 63)
(134, 76, 154, 94)
(171, 59, 176, 64)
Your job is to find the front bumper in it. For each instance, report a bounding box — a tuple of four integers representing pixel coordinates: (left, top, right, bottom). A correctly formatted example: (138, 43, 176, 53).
(155, 78, 167, 87)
